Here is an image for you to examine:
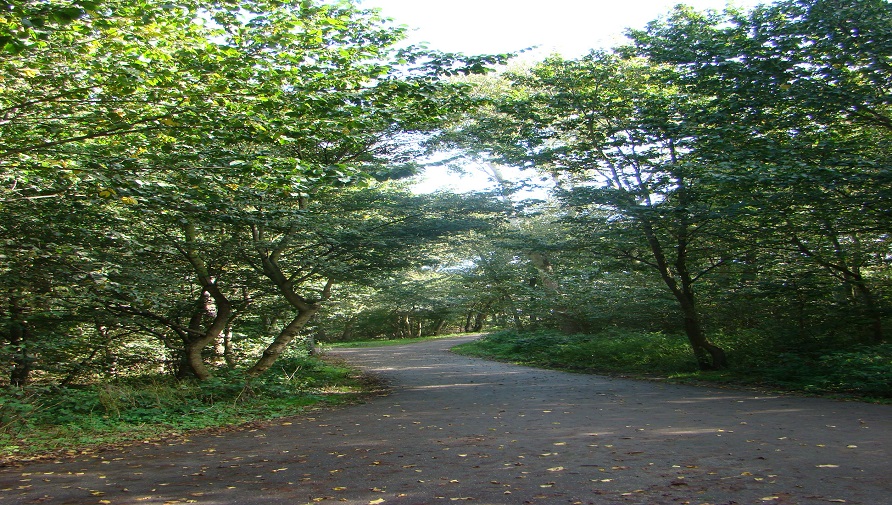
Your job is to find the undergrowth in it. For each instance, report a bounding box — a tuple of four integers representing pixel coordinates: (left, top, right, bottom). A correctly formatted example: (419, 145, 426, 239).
(452, 329, 892, 402)
(0, 355, 377, 460)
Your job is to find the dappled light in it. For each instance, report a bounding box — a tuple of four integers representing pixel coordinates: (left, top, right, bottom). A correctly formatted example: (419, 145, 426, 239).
(1, 0, 890, 503)
(6, 336, 888, 504)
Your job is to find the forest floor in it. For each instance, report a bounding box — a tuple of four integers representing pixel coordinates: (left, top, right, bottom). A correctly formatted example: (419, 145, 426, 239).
(1, 334, 890, 505)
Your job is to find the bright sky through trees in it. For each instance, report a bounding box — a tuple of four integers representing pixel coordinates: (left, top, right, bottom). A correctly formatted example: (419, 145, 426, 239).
(360, 0, 763, 58)
(357, 0, 768, 193)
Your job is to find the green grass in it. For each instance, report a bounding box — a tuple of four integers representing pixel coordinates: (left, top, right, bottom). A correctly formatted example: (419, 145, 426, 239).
(0, 355, 383, 461)
(324, 332, 474, 348)
(452, 329, 892, 403)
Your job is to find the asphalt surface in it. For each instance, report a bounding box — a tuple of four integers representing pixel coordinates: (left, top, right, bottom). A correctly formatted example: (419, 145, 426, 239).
(1, 334, 890, 505)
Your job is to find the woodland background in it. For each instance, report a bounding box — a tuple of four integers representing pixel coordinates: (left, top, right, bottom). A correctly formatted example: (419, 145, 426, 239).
(1, 0, 890, 454)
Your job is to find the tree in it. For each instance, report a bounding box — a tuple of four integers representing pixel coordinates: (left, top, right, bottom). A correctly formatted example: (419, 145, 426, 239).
(627, 0, 892, 343)
(2, 0, 511, 384)
(444, 53, 733, 369)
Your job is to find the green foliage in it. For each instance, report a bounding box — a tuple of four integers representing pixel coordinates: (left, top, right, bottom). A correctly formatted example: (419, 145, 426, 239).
(1, 0, 510, 385)
(455, 331, 892, 401)
(2, 0, 890, 447)
(455, 329, 698, 375)
(437, 0, 892, 372)
(0, 355, 371, 458)
(747, 346, 892, 398)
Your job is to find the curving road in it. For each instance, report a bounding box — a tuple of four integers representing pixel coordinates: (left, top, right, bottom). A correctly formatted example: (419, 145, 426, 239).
(1, 335, 890, 504)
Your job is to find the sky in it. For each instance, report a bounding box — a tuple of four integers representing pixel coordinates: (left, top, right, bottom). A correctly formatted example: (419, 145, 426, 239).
(359, 0, 765, 59)
(355, 0, 769, 193)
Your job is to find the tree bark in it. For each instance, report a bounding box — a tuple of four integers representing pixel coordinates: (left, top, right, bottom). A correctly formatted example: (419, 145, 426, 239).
(178, 222, 233, 381)
(8, 321, 31, 387)
(678, 291, 728, 370)
(222, 325, 236, 368)
(792, 235, 885, 343)
(246, 306, 321, 376)
(641, 219, 727, 370)
(247, 236, 333, 376)
(7, 295, 31, 387)
(472, 311, 487, 332)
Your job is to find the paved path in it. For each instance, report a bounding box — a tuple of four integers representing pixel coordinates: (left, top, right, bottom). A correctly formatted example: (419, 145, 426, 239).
(1, 335, 890, 504)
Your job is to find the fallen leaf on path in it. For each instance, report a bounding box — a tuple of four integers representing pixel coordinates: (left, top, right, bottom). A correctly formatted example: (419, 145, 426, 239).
(816, 464, 839, 468)
(369, 499, 385, 505)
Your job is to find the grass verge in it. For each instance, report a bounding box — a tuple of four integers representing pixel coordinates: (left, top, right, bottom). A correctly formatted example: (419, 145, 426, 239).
(0, 355, 385, 462)
(452, 329, 892, 403)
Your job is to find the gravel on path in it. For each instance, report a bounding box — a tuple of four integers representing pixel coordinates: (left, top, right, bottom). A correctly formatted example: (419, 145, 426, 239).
(1, 334, 889, 505)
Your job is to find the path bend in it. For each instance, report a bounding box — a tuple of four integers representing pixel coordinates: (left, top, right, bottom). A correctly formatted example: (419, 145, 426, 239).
(1, 335, 889, 505)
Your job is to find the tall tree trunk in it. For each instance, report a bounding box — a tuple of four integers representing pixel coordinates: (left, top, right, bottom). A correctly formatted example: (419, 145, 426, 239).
(7, 296, 31, 387)
(529, 251, 583, 333)
(464, 310, 474, 333)
(677, 289, 727, 370)
(248, 240, 332, 375)
(98, 322, 118, 379)
(472, 311, 487, 332)
(507, 296, 524, 330)
(792, 235, 885, 343)
(641, 220, 727, 370)
(8, 321, 31, 387)
(850, 277, 885, 344)
(340, 315, 357, 342)
(222, 325, 236, 368)
(247, 307, 320, 376)
(178, 222, 233, 381)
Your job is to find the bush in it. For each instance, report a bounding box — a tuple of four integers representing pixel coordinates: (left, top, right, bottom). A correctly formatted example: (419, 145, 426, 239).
(754, 345, 892, 398)
(456, 329, 698, 375)
(0, 354, 372, 459)
(454, 330, 892, 400)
